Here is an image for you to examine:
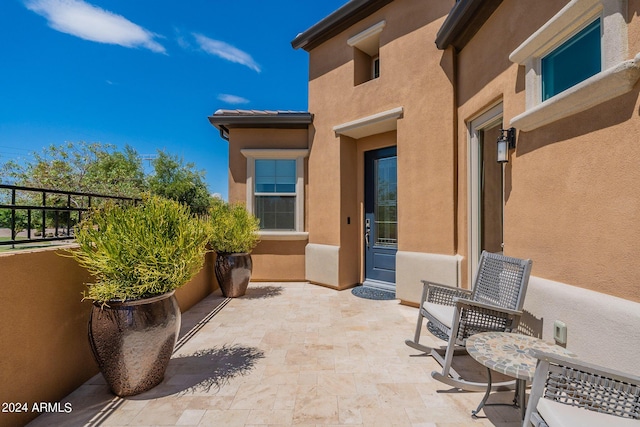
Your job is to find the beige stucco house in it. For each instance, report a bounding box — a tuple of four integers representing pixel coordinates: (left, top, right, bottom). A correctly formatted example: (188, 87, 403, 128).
(210, 0, 640, 373)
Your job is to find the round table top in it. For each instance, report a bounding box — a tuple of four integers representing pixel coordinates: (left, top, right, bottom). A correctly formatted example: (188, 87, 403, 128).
(466, 332, 577, 381)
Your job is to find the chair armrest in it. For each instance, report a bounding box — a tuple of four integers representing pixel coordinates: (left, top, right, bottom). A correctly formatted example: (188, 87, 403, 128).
(452, 298, 523, 342)
(420, 280, 472, 307)
(455, 298, 523, 317)
(530, 350, 640, 384)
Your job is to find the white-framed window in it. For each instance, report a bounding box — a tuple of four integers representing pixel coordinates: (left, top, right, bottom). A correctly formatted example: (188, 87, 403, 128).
(254, 159, 296, 230)
(509, 0, 640, 131)
(372, 55, 380, 79)
(541, 18, 601, 101)
(348, 20, 385, 85)
(241, 149, 308, 239)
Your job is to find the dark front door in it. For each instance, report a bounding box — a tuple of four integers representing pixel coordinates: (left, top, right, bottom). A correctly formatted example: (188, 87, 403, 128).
(364, 146, 397, 290)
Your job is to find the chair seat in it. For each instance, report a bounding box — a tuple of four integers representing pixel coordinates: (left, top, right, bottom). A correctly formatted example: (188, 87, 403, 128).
(537, 398, 639, 427)
(422, 302, 454, 329)
(406, 251, 533, 392)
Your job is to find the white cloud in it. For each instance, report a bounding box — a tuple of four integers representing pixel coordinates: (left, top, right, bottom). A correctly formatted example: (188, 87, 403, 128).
(193, 33, 261, 72)
(25, 0, 166, 53)
(217, 94, 250, 105)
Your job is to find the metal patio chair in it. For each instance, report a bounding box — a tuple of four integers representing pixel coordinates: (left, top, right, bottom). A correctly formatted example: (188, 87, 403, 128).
(524, 350, 640, 427)
(405, 250, 532, 391)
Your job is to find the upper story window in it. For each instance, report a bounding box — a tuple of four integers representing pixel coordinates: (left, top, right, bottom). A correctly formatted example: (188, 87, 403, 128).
(372, 56, 380, 79)
(541, 18, 601, 101)
(241, 149, 308, 238)
(348, 20, 385, 85)
(509, 0, 640, 131)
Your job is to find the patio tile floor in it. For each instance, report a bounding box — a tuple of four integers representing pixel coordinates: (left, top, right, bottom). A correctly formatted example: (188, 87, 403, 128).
(27, 282, 522, 426)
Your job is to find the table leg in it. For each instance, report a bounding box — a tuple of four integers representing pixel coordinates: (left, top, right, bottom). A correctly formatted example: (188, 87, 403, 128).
(471, 367, 492, 417)
(517, 379, 526, 419)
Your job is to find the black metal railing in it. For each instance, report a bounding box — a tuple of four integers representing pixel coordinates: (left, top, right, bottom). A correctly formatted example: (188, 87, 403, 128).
(0, 184, 139, 247)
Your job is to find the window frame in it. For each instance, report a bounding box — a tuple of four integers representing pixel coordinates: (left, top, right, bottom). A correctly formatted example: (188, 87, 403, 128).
(372, 55, 380, 80)
(241, 149, 308, 239)
(254, 159, 297, 231)
(540, 17, 602, 101)
(509, 0, 640, 131)
(348, 20, 385, 85)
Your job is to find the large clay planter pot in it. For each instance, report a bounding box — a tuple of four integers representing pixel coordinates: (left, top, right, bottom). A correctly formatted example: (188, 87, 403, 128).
(215, 252, 252, 297)
(88, 291, 181, 397)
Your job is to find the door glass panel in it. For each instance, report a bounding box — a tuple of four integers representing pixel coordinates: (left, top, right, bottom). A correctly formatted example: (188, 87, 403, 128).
(374, 156, 397, 247)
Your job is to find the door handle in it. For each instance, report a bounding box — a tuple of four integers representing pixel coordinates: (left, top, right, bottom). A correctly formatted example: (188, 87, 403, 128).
(365, 219, 371, 248)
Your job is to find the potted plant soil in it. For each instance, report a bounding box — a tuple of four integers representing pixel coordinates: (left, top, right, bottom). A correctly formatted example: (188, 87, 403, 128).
(68, 195, 208, 397)
(206, 199, 260, 298)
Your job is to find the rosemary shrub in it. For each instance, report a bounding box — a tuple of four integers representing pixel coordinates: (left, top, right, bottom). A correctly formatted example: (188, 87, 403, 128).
(70, 195, 208, 303)
(206, 199, 260, 254)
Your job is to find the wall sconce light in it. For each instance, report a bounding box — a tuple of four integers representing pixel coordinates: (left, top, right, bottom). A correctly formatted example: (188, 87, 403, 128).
(497, 127, 516, 163)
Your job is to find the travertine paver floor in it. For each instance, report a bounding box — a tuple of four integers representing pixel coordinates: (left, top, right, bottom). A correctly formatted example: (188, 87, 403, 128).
(28, 282, 522, 426)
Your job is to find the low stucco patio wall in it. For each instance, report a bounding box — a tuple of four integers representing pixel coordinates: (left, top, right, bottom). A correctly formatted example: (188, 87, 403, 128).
(523, 276, 640, 375)
(0, 247, 216, 427)
(250, 239, 306, 281)
(395, 258, 640, 375)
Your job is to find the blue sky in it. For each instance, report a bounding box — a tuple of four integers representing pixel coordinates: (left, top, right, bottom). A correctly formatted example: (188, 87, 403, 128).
(0, 0, 348, 199)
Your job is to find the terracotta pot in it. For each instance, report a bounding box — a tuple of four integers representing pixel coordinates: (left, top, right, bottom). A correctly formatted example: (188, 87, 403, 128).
(88, 291, 181, 397)
(215, 252, 252, 297)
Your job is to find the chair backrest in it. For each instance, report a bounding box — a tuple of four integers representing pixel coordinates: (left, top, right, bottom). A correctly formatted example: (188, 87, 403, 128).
(471, 251, 532, 311)
(527, 350, 640, 423)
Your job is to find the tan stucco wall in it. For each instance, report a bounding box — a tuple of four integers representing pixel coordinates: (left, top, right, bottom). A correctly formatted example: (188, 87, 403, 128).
(455, 0, 640, 302)
(226, 127, 309, 281)
(175, 250, 217, 312)
(0, 248, 96, 427)
(251, 240, 306, 281)
(307, 0, 456, 287)
(0, 247, 215, 427)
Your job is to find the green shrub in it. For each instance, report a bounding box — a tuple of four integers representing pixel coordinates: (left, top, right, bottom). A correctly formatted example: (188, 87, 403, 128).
(206, 199, 260, 254)
(68, 195, 208, 303)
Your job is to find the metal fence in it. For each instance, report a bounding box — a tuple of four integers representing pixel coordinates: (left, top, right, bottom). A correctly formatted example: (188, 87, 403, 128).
(0, 184, 139, 247)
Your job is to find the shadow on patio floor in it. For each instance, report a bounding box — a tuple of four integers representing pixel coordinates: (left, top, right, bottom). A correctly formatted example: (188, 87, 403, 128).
(27, 283, 523, 427)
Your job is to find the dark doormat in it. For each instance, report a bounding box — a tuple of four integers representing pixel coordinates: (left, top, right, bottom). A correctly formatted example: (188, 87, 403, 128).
(351, 285, 396, 300)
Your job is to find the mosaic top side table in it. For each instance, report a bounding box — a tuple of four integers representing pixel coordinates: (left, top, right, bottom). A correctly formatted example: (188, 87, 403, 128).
(466, 331, 577, 419)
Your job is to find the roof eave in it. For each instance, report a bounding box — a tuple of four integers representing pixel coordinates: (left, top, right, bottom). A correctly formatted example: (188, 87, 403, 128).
(208, 113, 313, 130)
(435, 0, 503, 51)
(291, 0, 394, 52)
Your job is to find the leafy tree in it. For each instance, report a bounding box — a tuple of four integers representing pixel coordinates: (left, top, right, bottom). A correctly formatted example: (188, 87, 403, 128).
(0, 142, 147, 231)
(1, 141, 147, 197)
(0, 209, 30, 237)
(86, 146, 147, 197)
(148, 151, 212, 215)
(0, 142, 212, 229)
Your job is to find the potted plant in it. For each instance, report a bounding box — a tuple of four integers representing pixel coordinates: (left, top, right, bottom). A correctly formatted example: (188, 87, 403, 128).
(206, 199, 260, 297)
(68, 195, 208, 397)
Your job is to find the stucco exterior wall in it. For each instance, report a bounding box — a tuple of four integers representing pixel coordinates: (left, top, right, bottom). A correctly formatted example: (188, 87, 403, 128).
(451, 0, 640, 371)
(306, 0, 457, 288)
(0, 247, 216, 427)
(226, 127, 309, 281)
(524, 276, 640, 374)
(455, 0, 640, 302)
(251, 240, 306, 281)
